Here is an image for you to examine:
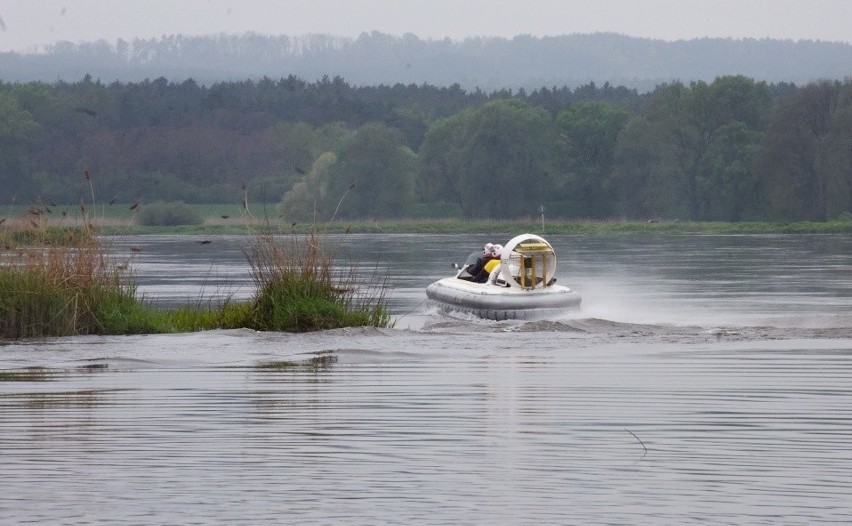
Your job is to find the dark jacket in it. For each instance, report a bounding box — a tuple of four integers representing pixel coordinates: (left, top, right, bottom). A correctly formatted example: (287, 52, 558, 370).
(466, 254, 497, 283)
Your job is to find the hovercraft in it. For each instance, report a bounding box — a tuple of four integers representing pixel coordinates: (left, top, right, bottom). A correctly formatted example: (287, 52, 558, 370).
(426, 233, 581, 320)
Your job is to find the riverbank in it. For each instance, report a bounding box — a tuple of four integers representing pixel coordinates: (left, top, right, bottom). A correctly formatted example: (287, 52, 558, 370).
(4, 202, 852, 238)
(93, 218, 852, 236)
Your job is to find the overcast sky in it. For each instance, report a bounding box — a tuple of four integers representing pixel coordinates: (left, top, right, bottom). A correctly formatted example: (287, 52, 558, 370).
(1, 0, 850, 52)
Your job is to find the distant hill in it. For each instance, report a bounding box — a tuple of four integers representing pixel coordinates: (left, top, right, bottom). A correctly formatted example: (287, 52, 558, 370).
(2, 31, 851, 91)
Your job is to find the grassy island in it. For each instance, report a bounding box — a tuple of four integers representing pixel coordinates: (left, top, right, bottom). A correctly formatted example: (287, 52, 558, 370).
(0, 220, 390, 339)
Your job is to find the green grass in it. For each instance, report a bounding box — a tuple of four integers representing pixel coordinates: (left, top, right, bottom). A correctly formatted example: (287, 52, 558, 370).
(167, 301, 253, 332)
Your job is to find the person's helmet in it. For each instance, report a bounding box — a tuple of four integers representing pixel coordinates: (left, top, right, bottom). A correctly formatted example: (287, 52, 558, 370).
(491, 244, 503, 257)
(483, 242, 494, 255)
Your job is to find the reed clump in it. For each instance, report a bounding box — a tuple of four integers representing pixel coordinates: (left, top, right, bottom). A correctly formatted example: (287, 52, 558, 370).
(245, 233, 391, 332)
(0, 241, 166, 338)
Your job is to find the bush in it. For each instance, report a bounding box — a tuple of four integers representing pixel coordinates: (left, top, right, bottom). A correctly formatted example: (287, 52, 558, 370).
(135, 201, 203, 226)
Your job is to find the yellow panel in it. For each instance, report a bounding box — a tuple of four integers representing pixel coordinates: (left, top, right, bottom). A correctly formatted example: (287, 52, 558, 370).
(515, 242, 552, 253)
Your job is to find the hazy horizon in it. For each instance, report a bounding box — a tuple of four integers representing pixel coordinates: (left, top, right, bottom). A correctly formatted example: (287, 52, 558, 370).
(2, 0, 851, 53)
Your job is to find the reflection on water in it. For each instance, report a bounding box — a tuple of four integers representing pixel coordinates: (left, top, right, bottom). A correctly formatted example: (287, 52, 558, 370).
(2, 234, 852, 525)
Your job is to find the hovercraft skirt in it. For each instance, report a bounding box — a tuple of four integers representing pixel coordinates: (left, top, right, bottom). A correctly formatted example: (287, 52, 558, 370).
(425, 279, 581, 321)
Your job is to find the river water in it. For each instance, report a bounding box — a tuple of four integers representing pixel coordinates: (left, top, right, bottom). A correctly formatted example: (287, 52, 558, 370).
(2, 233, 852, 525)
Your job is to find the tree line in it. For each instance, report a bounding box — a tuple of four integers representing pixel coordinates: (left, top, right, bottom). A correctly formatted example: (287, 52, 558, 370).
(0, 74, 850, 222)
(4, 32, 852, 92)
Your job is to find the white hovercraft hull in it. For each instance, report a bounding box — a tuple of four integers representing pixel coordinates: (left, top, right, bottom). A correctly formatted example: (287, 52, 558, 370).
(426, 278, 581, 321)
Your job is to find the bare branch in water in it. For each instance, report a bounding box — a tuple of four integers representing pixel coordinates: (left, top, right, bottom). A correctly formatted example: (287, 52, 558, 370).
(625, 428, 648, 456)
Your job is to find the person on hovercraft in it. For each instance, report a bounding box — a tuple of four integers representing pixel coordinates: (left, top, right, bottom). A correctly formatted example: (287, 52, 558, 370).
(463, 243, 502, 283)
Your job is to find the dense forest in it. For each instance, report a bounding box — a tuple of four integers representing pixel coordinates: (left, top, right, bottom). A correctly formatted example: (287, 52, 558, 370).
(4, 32, 852, 91)
(1, 74, 851, 222)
